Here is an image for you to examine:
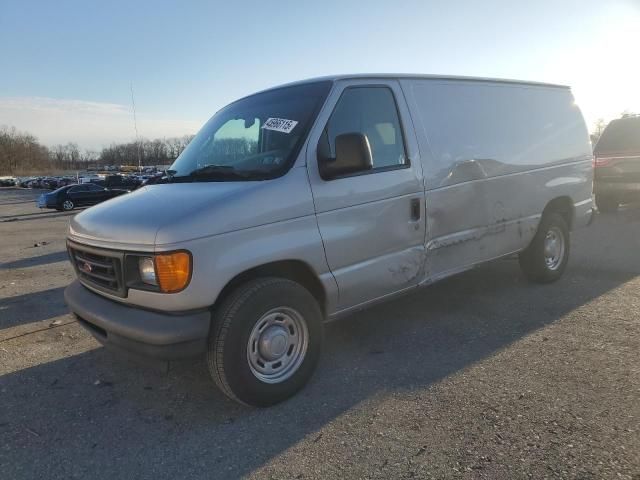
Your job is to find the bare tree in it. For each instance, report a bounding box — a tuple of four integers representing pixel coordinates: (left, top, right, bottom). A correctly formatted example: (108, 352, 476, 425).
(97, 134, 194, 167)
(590, 118, 607, 145)
(0, 125, 51, 174)
(0, 125, 197, 175)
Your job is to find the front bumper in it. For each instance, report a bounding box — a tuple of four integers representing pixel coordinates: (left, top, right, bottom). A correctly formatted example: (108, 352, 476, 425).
(64, 280, 211, 359)
(36, 195, 49, 208)
(36, 195, 57, 209)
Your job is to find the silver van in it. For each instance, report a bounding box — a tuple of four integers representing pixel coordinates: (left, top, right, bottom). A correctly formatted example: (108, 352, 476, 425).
(64, 75, 594, 406)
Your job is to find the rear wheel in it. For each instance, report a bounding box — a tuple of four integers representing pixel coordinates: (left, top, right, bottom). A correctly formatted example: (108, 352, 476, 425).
(519, 213, 570, 283)
(62, 199, 75, 211)
(596, 194, 619, 213)
(207, 277, 324, 407)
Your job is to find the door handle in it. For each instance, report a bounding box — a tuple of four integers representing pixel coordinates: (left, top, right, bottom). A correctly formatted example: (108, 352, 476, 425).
(410, 198, 421, 221)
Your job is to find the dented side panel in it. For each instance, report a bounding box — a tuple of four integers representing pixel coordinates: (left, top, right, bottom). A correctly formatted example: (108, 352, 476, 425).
(306, 78, 427, 311)
(401, 78, 593, 280)
(314, 192, 426, 308)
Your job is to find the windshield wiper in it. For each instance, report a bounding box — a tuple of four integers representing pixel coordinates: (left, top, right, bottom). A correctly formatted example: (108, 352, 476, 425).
(185, 165, 257, 181)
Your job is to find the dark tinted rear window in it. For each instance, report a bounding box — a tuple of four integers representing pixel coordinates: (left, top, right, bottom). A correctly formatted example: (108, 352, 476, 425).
(595, 117, 640, 154)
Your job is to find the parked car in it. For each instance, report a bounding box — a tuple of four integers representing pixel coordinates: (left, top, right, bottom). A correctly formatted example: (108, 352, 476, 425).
(37, 183, 129, 211)
(593, 115, 640, 212)
(44, 177, 63, 189)
(34, 177, 51, 189)
(60, 177, 77, 187)
(106, 174, 138, 189)
(64, 74, 593, 406)
(140, 172, 165, 187)
(26, 177, 44, 188)
(0, 177, 16, 187)
(79, 175, 103, 184)
(91, 174, 139, 190)
(17, 177, 35, 187)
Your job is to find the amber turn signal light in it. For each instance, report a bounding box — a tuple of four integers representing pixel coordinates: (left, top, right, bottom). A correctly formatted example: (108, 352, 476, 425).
(154, 251, 192, 293)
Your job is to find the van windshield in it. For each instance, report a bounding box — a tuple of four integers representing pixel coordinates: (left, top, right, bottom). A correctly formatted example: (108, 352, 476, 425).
(168, 81, 332, 181)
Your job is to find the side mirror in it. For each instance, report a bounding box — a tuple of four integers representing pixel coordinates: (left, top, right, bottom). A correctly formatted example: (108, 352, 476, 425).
(318, 132, 373, 179)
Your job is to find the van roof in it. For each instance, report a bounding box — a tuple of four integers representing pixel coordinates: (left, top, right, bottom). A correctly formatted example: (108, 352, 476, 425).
(259, 74, 570, 93)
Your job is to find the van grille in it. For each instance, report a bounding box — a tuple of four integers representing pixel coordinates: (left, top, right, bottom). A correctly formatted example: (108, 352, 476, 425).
(68, 242, 125, 297)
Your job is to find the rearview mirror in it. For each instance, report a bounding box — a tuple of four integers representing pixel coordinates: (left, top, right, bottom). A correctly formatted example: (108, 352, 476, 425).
(318, 132, 373, 179)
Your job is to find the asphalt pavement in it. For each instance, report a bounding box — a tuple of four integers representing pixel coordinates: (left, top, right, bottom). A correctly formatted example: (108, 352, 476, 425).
(1, 187, 638, 479)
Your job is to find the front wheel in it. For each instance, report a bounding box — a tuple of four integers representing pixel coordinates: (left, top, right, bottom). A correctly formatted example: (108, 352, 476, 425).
(62, 199, 75, 211)
(207, 277, 324, 407)
(519, 213, 570, 283)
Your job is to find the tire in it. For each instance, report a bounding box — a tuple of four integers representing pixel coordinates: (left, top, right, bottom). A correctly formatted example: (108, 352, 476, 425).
(207, 277, 324, 407)
(519, 212, 570, 283)
(596, 194, 619, 213)
(62, 199, 74, 211)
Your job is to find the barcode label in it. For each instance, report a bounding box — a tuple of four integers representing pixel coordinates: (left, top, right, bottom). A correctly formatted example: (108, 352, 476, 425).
(262, 117, 299, 134)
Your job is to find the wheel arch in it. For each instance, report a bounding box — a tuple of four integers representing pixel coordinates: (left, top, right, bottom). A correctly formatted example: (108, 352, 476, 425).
(542, 196, 575, 230)
(213, 260, 328, 317)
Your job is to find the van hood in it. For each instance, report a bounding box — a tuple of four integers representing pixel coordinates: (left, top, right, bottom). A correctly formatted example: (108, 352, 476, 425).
(69, 167, 315, 249)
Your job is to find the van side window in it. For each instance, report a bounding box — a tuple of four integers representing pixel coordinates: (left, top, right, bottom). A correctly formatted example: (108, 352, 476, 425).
(322, 87, 407, 176)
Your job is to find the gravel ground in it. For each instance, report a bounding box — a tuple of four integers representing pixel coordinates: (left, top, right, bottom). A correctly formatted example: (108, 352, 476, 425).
(0, 187, 638, 480)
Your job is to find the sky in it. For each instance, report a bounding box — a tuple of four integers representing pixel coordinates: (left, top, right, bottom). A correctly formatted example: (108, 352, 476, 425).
(1, 0, 639, 150)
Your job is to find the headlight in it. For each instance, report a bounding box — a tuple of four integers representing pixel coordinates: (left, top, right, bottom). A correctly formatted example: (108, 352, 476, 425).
(132, 251, 192, 293)
(138, 257, 157, 285)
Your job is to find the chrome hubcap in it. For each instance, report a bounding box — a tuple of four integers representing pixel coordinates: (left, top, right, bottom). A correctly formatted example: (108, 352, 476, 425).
(247, 307, 308, 384)
(63, 201, 73, 210)
(543, 227, 565, 270)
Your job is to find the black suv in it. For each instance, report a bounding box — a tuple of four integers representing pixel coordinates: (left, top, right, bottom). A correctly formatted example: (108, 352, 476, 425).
(594, 116, 640, 212)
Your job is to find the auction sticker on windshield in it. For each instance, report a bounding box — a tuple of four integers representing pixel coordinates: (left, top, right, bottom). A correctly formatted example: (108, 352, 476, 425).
(262, 118, 298, 134)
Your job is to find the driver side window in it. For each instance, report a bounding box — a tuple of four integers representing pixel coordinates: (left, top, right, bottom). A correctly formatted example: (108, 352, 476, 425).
(323, 87, 407, 174)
